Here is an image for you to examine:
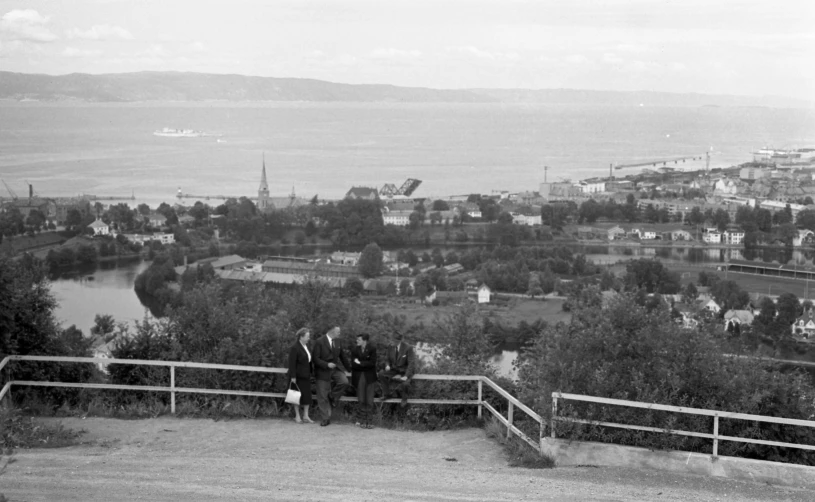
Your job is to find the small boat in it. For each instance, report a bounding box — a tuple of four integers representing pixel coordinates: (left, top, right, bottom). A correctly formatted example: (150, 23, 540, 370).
(154, 128, 205, 138)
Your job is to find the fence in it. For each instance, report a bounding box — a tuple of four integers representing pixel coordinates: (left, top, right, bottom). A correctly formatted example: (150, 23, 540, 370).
(551, 392, 815, 459)
(0, 355, 544, 452)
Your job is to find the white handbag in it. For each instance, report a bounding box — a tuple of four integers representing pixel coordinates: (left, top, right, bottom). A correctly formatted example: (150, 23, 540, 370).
(285, 382, 301, 405)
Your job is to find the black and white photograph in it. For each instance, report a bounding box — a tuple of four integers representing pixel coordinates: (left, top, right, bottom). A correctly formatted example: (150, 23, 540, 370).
(1, 1, 814, 500)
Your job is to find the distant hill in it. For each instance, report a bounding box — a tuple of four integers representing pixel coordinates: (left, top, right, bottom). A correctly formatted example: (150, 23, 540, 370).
(0, 71, 809, 108)
(0, 71, 493, 103)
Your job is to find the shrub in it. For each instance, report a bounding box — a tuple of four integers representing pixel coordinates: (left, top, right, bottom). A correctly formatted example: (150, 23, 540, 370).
(517, 289, 815, 465)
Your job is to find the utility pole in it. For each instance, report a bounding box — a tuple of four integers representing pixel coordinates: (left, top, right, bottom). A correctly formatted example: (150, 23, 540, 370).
(544, 165, 548, 183)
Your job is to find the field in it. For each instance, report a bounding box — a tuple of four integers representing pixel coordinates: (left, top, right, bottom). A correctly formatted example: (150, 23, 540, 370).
(671, 265, 815, 298)
(373, 296, 570, 329)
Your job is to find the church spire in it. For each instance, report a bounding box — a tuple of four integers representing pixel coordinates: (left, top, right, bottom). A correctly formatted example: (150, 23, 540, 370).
(259, 152, 269, 193)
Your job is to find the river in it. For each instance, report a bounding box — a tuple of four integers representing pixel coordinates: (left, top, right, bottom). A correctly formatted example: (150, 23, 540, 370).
(47, 244, 815, 379)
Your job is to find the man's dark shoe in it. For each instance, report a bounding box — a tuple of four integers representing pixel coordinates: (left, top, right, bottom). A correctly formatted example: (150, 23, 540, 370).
(328, 395, 336, 408)
(320, 419, 331, 427)
(400, 395, 408, 407)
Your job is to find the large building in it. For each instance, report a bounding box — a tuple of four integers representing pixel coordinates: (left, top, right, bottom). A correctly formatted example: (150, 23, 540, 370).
(539, 182, 580, 202)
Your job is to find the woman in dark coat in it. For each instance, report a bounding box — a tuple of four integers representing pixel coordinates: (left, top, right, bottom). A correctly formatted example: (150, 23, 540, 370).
(351, 332, 378, 429)
(287, 327, 314, 423)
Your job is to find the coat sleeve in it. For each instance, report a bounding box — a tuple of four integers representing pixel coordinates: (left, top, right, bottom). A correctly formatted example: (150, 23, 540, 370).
(357, 346, 376, 369)
(404, 346, 417, 379)
(312, 339, 330, 370)
(287, 345, 297, 379)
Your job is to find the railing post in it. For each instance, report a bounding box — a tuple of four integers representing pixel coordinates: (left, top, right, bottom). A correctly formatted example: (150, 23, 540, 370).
(551, 393, 558, 439)
(712, 413, 719, 460)
(170, 365, 176, 414)
(477, 379, 483, 419)
(507, 402, 514, 439)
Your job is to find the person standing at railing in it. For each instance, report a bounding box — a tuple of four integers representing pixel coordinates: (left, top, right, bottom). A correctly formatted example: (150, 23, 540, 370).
(378, 331, 416, 408)
(312, 326, 350, 427)
(350, 332, 378, 429)
(287, 327, 315, 424)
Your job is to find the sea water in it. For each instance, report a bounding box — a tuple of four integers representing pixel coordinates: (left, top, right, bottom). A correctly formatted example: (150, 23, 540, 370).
(1, 101, 814, 205)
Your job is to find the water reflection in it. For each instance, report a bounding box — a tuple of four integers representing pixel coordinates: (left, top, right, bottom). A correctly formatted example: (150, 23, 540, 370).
(50, 259, 153, 335)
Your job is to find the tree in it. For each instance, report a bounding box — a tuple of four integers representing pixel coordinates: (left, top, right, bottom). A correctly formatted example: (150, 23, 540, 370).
(404, 249, 418, 267)
(710, 280, 749, 311)
(797, 209, 815, 231)
(65, 208, 83, 229)
(683, 282, 699, 303)
(432, 200, 450, 211)
(776, 293, 801, 326)
(358, 242, 384, 278)
(137, 203, 151, 216)
(343, 277, 364, 297)
(497, 212, 513, 225)
(90, 314, 117, 341)
(624, 259, 681, 294)
(527, 273, 543, 298)
(713, 208, 730, 231)
(517, 292, 815, 463)
(686, 206, 705, 226)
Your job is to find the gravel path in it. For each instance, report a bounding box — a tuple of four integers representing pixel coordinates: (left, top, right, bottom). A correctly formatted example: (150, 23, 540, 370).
(1, 416, 813, 501)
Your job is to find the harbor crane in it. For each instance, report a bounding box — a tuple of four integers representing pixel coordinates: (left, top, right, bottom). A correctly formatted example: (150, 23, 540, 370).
(2, 179, 18, 200)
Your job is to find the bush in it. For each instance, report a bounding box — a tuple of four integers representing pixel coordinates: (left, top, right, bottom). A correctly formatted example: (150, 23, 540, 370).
(517, 289, 815, 465)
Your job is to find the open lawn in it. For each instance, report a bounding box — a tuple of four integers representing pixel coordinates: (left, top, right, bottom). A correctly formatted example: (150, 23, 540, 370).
(671, 265, 815, 298)
(374, 297, 570, 329)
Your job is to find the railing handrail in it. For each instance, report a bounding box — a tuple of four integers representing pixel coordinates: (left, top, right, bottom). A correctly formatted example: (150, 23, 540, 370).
(554, 392, 815, 428)
(552, 391, 815, 459)
(482, 377, 542, 423)
(5, 355, 482, 381)
(0, 355, 542, 453)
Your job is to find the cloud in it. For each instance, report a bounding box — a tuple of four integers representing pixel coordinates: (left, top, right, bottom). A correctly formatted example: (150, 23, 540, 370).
(67, 24, 134, 41)
(62, 46, 102, 58)
(0, 9, 57, 43)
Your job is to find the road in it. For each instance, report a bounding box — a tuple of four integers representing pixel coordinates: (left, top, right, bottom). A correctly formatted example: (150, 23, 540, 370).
(1, 416, 812, 501)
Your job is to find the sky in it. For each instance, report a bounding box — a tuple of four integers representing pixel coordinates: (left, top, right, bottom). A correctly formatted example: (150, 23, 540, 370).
(0, 0, 813, 100)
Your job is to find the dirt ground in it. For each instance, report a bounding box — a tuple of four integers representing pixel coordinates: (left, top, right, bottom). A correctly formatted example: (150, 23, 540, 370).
(2, 416, 813, 501)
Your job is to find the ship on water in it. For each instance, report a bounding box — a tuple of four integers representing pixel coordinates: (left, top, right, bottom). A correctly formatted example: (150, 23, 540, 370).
(153, 128, 205, 138)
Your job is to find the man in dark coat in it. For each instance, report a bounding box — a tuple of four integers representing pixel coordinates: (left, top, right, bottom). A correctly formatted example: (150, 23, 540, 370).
(377, 331, 416, 407)
(312, 326, 351, 426)
(351, 333, 378, 428)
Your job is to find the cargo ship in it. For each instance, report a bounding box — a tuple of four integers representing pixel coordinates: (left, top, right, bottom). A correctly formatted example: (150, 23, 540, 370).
(153, 128, 205, 138)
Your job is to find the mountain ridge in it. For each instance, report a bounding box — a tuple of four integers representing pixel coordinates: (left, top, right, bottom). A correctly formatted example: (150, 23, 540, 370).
(0, 70, 809, 108)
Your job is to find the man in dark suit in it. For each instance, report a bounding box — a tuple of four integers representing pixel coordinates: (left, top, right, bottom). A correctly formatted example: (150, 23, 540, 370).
(312, 326, 351, 426)
(378, 331, 416, 407)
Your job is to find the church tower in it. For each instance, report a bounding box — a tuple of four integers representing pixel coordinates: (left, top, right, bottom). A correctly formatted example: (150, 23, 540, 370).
(257, 153, 270, 212)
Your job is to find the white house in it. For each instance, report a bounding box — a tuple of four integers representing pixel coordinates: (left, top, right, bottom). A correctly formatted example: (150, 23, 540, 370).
(330, 251, 361, 266)
(722, 230, 745, 245)
(511, 213, 542, 226)
(700, 299, 721, 314)
(122, 233, 176, 245)
(148, 213, 168, 227)
(703, 231, 722, 244)
(607, 226, 626, 240)
(579, 181, 606, 194)
(477, 284, 492, 304)
(87, 218, 110, 236)
(724, 310, 754, 332)
(382, 209, 412, 226)
(632, 228, 657, 240)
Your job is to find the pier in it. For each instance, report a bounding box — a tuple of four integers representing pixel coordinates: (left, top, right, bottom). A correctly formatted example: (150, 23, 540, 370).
(176, 192, 257, 201)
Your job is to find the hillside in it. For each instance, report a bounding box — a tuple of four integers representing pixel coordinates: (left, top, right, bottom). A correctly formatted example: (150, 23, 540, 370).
(0, 71, 493, 103)
(0, 71, 810, 108)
